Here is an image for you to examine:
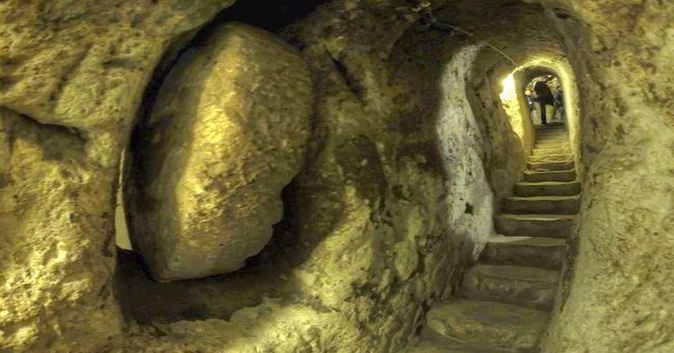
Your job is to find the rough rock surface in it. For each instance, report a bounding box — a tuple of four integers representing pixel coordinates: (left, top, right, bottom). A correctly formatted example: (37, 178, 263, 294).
(0, 1, 237, 352)
(3, 0, 674, 352)
(125, 22, 312, 281)
(0, 108, 119, 352)
(537, 0, 674, 352)
(120, 0, 502, 351)
(0, 0, 237, 167)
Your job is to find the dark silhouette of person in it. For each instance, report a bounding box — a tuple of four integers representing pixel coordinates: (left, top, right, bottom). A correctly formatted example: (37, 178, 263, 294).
(533, 81, 555, 125)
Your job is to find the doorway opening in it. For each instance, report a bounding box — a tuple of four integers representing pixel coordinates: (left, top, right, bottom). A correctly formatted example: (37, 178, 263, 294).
(524, 74, 565, 127)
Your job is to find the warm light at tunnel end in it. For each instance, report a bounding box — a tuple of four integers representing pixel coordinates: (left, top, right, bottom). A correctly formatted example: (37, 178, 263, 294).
(500, 73, 517, 101)
(499, 71, 526, 142)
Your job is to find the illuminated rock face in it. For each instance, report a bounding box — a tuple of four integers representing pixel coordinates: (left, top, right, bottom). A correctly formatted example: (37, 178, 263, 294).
(1, 0, 674, 352)
(0, 1, 237, 352)
(125, 23, 312, 281)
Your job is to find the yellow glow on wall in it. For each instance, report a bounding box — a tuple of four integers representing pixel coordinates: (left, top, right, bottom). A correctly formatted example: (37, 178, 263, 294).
(499, 72, 526, 141)
(500, 73, 517, 101)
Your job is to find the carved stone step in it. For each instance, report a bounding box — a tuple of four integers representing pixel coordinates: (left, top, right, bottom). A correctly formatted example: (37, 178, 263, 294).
(426, 299, 549, 351)
(459, 264, 559, 310)
(537, 128, 567, 133)
(536, 133, 568, 139)
(537, 141, 567, 146)
(537, 137, 567, 142)
(409, 329, 517, 353)
(504, 195, 580, 215)
(515, 181, 581, 197)
(536, 133, 569, 141)
(480, 235, 566, 270)
(529, 153, 574, 163)
(534, 143, 570, 150)
(536, 133, 568, 138)
(496, 214, 576, 238)
(536, 130, 569, 138)
(536, 130, 567, 136)
(523, 169, 576, 182)
(527, 161, 575, 172)
(536, 123, 566, 129)
(533, 147, 572, 156)
(536, 140, 569, 147)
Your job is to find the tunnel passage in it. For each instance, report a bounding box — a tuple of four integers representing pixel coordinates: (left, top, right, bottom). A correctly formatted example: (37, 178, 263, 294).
(118, 0, 585, 348)
(2, 0, 673, 352)
(422, 120, 581, 351)
(517, 67, 566, 127)
(401, 2, 584, 350)
(526, 74, 564, 126)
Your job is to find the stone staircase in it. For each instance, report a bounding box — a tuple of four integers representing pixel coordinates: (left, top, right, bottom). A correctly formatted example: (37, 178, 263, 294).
(410, 123, 579, 353)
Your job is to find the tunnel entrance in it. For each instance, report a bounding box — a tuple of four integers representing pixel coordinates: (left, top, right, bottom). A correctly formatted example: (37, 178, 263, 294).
(111, 0, 586, 350)
(524, 74, 565, 127)
(408, 3, 585, 347)
(5, 0, 672, 351)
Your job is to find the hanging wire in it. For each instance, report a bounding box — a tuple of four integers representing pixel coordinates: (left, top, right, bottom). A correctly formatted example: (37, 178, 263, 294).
(412, 1, 517, 65)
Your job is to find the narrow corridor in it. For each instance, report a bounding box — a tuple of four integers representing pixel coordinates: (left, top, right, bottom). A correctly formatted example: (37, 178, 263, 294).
(4, 1, 672, 352)
(413, 123, 580, 352)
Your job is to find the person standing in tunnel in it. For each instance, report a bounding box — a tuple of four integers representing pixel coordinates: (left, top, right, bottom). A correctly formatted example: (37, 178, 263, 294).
(533, 81, 556, 125)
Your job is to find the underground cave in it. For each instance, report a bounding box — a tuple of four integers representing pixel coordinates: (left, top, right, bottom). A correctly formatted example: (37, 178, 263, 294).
(0, 0, 673, 352)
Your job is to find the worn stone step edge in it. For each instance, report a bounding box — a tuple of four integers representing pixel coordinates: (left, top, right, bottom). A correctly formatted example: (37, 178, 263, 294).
(523, 170, 577, 182)
(536, 130, 568, 135)
(496, 213, 576, 238)
(535, 145, 570, 150)
(534, 140, 571, 148)
(536, 125, 566, 129)
(533, 148, 572, 155)
(515, 181, 581, 197)
(463, 263, 559, 285)
(459, 264, 559, 310)
(527, 161, 575, 172)
(536, 141, 569, 146)
(535, 144, 570, 150)
(532, 148, 572, 156)
(536, 142, 570, 147)
(503, 195, 581, 215)
(537, 134, 569, 138)
(426, 299, 550, 351)
(537, 131, 568, 135)
(410, 329, 518, 353)
(529, 154, 574, 163)
(480, 235, 566, 270)
(535, 127, 566, 132)
(536, 134, 569, 141)
(506, 195, 580, 202)
(535, 136, 569, 140)
(536, 133, 567, 138)
(536, 141, 569, 145)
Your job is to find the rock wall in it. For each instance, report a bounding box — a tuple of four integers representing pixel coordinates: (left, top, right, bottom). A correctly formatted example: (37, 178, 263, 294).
(120, 0, 531, 352)
(267, 7, 495, 352)
(125, 22, 312, 282)
(0, 108, 119, 352)
(536, 0, 674, 352)
(0, 1, 238, 352)
(429, 2, 571, 207)
(5, 0, 672, 352)
(0, 0, 564, 352)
